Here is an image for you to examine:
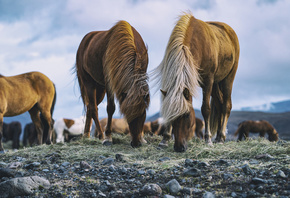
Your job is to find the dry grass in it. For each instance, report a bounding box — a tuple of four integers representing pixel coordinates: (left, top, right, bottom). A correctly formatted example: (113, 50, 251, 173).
(2, 134, 289, 170)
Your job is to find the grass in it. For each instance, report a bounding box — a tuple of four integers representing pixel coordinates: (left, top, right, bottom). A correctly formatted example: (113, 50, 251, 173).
(1, 134, 289, 170)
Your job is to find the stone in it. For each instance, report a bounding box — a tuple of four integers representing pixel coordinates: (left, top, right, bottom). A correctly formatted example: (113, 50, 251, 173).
(166, 179, 181, 194)
(0, 176, 50, 197)
(183, 168, 201, 177)
(159, 157, 171, 162)
(203, 191, 215, 198)
(277, 170, 287, 178)
(61, 162, 70, 167)
(140, 183, 162, 196)
(0, 168, 17, 178)
(8, 162, 22, 169)
(241, 164, 255, 175)
(80, 161, 92, 169)
(102, 158, 114, 165)
(251, 177, 267, 185)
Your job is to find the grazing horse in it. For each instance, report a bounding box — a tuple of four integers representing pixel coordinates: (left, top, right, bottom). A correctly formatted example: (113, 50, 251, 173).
(54, 116, 88, 143)
(153, 12, 240, 151)
(76, 20, 150, 147)
(99, 118, 130, 135)
(234, 120, 279, 142)
(0, 72, 56, 152)
(23, 121, 56, 147)
(2, 122, 21, 149)
(195, 118, 205, 139)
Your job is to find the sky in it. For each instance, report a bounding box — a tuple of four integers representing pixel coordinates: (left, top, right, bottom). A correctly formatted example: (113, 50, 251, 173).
(1, 0, 290, 120)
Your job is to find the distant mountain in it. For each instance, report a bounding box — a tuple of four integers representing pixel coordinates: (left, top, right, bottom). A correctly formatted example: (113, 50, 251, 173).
(241, 100, 290, 113)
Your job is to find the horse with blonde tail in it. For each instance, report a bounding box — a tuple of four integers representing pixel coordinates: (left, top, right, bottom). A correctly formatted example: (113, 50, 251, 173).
(153, 12, 240, 152)
(76, 20, 149, 147)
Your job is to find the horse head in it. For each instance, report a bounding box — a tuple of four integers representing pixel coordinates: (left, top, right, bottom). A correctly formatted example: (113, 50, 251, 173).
(161, 88, 196, 152)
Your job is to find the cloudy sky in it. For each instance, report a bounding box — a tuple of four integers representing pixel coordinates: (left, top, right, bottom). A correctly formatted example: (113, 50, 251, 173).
(1, 0, 289, 120)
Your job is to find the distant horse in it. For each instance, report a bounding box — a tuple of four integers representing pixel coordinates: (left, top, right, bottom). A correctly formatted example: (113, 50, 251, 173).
(76, 20, 150, 147)
(0, 72, 56, 152)
(234, 120, 279, 142)
(149, 117, 204, 139)
(152, 12, 239, 151)
(23, 121, 56, 147)
(2, 122, 21, 149)
(54, 116, 88, 143)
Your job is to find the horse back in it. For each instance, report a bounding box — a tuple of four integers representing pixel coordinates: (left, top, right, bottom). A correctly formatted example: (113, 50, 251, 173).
(76, 31, 108, 86)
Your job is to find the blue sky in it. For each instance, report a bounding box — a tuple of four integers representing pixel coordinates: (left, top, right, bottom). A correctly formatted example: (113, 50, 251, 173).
(1, 0, 290, 120)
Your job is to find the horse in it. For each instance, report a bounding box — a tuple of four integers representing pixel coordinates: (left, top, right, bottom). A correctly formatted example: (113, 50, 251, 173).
(23, 121, 56, 147)
(54, 116, 88, 143)
(75, 20, 150, 147)
(195, 117, 205, 139)
(152, 12, 240, 151)
(0, 72, 56, 152)
(234, 120, 279, 142)
(2, 121, 21, 149)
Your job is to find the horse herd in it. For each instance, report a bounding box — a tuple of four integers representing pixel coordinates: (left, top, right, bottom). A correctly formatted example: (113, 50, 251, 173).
(0, 12, 279, 153)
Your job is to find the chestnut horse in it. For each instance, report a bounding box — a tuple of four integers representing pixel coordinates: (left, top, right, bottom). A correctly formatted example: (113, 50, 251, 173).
(2, 121, 21, 149)
(153, 12, 240, 151)
(76, 21, 150, 147)
(234, 120, 279, 142)
(0, 72, 56, 152)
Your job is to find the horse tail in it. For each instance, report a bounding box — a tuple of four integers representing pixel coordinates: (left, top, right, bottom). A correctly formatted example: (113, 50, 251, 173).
(209, 83, 223, 136)
(151, 12, 201, 124)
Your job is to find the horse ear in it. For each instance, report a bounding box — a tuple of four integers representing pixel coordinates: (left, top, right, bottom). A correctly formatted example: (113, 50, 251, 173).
(160, 89, 167, 97)
(183, 88, 190, 101)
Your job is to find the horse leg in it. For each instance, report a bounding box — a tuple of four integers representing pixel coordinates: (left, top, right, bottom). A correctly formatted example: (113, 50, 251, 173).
(158, 124, 172, 148)
(28, 106, 43, 145)
(201, 79, 214, 145)
(103, 91, 115, 146)
(85, 84, 105, 140)
(39, 110, 53, 145)
(0, 115, 4, 152)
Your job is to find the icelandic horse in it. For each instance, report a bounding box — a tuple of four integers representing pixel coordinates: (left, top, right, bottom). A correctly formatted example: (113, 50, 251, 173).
(153, 12, 240, 152)
(0, 72, 56, 152)
(234, 120, 279, 142)
(75, 21, 150, 147)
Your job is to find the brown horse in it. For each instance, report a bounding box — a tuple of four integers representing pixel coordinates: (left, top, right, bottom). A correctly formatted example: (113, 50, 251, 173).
(76, 21, 150, 147)
(0, 72, 56, 152)
(153, 12, 240, 151)
(2, 121, 21, 149)
(234, 120, 279, 142)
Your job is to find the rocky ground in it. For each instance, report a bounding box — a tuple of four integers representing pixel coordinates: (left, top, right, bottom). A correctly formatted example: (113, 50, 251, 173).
(0, 136, 289, 197)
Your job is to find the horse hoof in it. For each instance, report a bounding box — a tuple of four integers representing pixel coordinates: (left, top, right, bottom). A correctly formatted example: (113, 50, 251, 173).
(102, 140, 113, 146)
(141, 137, 147, 144)
(131, 141, 142, 148)
(158, 142, 169, 148)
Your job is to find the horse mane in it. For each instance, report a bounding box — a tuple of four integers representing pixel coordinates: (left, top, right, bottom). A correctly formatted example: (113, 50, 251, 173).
(152, 12, 200, 124)
(104, 20, 149, 122)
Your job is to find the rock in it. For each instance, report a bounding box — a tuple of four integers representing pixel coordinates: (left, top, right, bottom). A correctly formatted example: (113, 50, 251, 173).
(183, 168, 201, 177)
(0, 176, 50, 197)
(203, 191, 215, 198)
(115, 153, 125, 162)
(102, 158, 114, 165)
(163, 195, 175, 198)
(80, 161, 92, 169)
(255, 154, 274, 160)
(159, 157, 171, 162)
(241, 164, 255, 175)
(137, 170, 145, 175)
(61, 162, 70, 167)
(251, 177, 267, 185)
(0, 162, 7, 168)
(277, 170, 287, 178)
(198, 161, 210, 168)
(215, 159, 230, 166)
(140, 183, 162, 196)
(0, 168, 17, 178)
(108, 165, 116, 172)
(8, 162, 22, 169)
(166, 179, 181, 194)
(147, 169, 156, 175)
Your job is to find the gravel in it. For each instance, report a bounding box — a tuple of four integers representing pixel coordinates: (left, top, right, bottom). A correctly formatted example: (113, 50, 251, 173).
(0, 138, 289, 197)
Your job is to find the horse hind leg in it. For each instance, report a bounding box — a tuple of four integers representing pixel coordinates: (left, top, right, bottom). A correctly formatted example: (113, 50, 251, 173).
(0, 115, 4, 152)
(40, 110, 53, 144)
(103, 91, 115, 146)
(28, 105, 44, 145)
